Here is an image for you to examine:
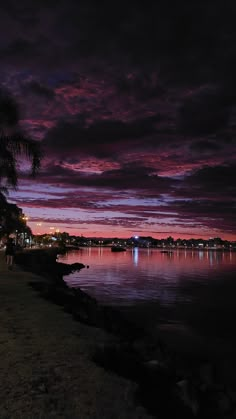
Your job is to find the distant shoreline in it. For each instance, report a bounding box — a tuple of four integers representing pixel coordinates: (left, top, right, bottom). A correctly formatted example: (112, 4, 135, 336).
(63, 244, 236, 251)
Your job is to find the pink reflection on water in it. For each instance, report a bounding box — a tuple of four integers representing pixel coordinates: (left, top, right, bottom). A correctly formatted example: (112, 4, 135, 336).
(58, 248, 236, 306)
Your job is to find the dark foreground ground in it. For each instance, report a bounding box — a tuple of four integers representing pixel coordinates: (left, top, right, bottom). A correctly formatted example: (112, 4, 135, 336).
(0, 251, 152, 419)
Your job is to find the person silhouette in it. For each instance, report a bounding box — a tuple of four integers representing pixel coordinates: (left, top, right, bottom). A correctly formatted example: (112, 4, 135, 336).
(5, 238, 16, 270)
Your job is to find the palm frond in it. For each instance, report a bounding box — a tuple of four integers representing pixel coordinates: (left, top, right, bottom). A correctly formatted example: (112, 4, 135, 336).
(0, 133, 42, 177)
(0, 145, 17, 187)
(0, 186, 8, 196)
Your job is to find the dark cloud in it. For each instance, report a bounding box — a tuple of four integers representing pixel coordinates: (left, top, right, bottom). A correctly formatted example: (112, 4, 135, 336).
(3, 38, 44, 59)
(115, 72, 166, 100)
(190, 140, 221, 153)
(178, 86, 231, 136)
(24, 81, 55, 99)
(186, 164, 236, 196)
(43, 115, 160, 158)
(82, 165, 174, 191)
(36, 163, 175, 192)
(1, 1, 234, 80)
(171, 199, 236, 233)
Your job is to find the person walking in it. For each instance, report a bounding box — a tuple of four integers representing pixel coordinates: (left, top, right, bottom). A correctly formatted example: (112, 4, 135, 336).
(5, 238, 16, 270)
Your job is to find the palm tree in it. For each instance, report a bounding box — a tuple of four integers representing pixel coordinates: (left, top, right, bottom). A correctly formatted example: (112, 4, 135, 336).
(0, 88, 41, 190)
(0, 133, 41, 188)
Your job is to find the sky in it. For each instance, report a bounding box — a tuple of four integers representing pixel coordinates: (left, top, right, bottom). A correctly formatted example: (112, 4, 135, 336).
(1, 0, 236, 240)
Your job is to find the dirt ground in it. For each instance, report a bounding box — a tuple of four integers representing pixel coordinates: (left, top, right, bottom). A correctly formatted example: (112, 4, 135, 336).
(0, 251, 152, 419)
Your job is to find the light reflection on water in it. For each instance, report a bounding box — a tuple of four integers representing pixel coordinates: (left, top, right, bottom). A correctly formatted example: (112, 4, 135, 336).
(59, 248, 236, 354)
(58, 248, 236, 306)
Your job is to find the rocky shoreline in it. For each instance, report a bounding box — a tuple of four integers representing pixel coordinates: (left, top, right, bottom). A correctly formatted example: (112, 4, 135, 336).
(15, 248, 236, 418)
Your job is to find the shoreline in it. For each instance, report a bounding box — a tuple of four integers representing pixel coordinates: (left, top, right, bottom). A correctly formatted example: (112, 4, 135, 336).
(7, 248, 236, 417)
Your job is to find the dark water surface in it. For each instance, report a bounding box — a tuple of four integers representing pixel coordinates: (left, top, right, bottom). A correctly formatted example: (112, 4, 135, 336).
(59, 248, 236, 359)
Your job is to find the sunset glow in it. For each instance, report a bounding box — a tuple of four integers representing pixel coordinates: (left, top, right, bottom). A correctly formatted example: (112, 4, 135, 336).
(2, 1, 235, 241)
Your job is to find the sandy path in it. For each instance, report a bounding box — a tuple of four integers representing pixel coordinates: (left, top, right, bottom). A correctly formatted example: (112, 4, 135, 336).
(0, 252, 152, 419)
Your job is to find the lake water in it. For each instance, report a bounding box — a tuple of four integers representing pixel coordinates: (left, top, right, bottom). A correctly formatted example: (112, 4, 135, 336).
(59, 248, 236, 357)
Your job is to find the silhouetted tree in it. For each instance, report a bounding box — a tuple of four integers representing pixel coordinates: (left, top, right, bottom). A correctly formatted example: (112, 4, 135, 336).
(0, 88, 41, 190)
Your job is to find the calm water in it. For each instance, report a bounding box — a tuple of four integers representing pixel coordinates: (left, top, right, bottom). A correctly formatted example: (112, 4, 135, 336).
(59, 247, 236, 305)
(59, 248, 236, 354)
